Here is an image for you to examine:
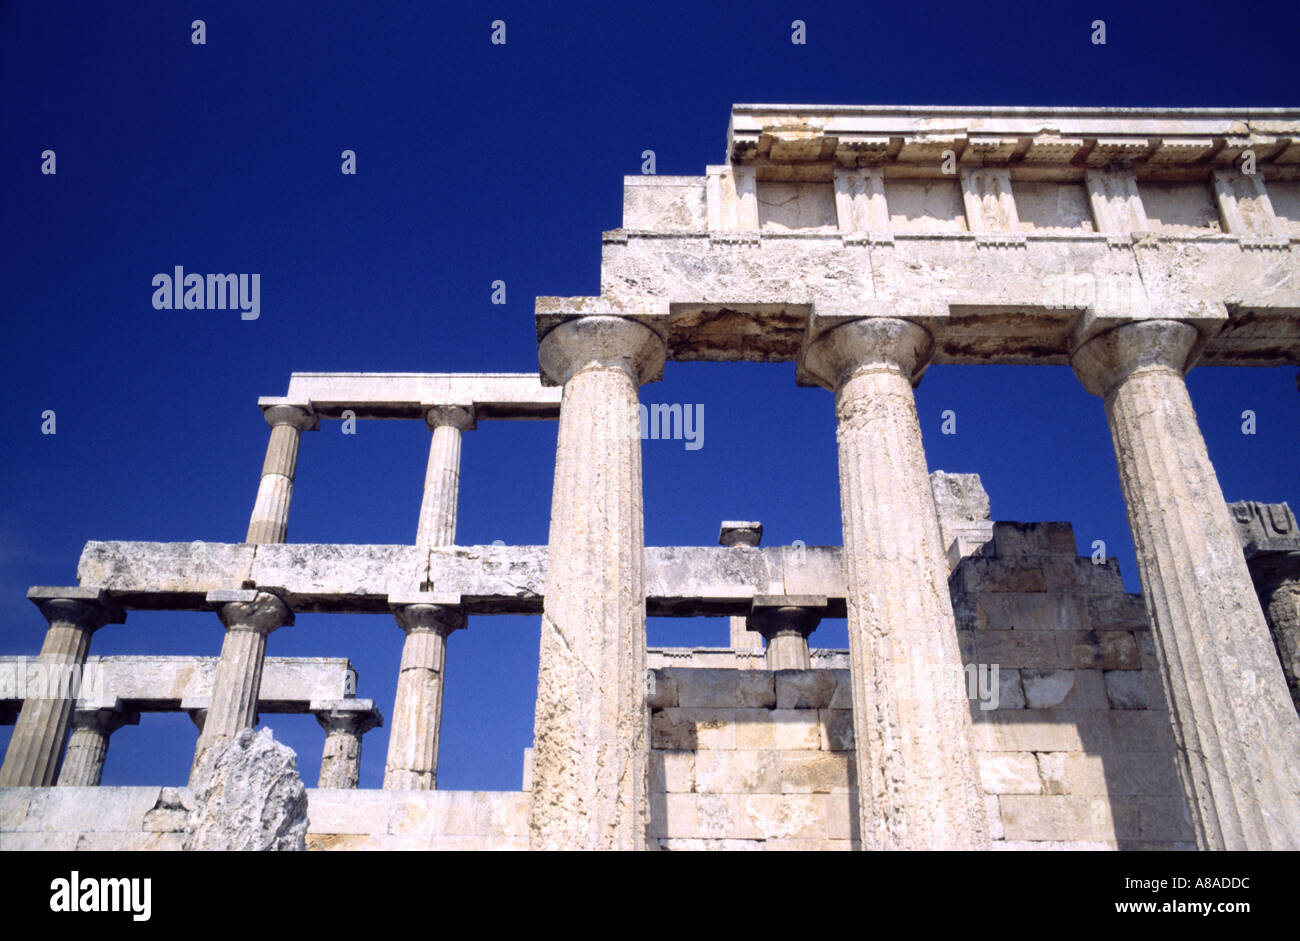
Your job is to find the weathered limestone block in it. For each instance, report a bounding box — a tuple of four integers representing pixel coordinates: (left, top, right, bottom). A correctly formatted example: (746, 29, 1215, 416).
(978, 754, 1042, 795)
(1074, 320, 1300, 849)
(184, 728, 308, 851)
(1103, 670, 1149, 710)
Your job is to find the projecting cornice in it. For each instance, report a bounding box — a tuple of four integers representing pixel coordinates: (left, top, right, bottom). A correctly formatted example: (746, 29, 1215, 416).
(727, 104, 1300, 178)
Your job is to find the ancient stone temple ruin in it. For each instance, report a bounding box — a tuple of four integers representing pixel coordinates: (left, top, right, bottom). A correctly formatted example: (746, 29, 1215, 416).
(2, 105, 1299, 851)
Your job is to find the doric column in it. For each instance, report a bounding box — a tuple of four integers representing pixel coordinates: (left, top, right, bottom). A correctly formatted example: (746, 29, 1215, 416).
(748, 595, 824, 670)
(190, 590, 293, 782)
(416, 405, 475, 548)
(720, 521, 764, 650)
(315, 701, 382, 789)
(801, 316, 988, 850)
(384, 597, 464, 790)
(1072, 321, 1300, 849)
(246, 402, 318, 545)
(529, 315, 666, 850)
(57, 707, 137, 786)
(0, 588, 124, 787)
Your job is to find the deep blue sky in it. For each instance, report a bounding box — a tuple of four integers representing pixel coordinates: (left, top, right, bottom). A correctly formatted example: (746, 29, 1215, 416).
(2, 1, 1297, 790)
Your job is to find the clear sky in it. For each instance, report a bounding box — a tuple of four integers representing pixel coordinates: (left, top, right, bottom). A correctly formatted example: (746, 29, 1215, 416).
(1, 1, 1296, 791)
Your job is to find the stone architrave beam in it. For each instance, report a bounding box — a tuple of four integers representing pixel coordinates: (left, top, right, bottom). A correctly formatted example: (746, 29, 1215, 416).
(277, 372, 562, 421)
(0, 655, 359, 718)
(73, 542, 848, 616)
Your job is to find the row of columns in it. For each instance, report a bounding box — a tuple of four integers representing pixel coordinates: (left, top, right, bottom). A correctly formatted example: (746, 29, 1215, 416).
(1, 396, 470, 792)
(528, 311, 1300, 851)
(7, 321, 1297, 852)
(38, 700, 380, 789)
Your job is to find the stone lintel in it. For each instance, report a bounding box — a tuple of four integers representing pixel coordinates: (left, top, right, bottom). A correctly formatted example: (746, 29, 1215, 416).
(0, 655, 357, 717)
(274, 373, 562, 422)
(77, 542, 856, 616)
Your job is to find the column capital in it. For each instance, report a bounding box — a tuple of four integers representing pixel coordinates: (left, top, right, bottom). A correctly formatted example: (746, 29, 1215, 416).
(258, 398, 319, 432)
(424, 404, 476, 432)
(1070, 320, 1200, 398)
(313, 700, 382, 736)
(26, 587, 125, 632)
(799, 317, 933, 392)
(538, 315, 667, 387)
(390, 596, 466, 636)
(719, 521, 763, 548)
(746, 595, 826, 639)
(207, 589, 294, 633)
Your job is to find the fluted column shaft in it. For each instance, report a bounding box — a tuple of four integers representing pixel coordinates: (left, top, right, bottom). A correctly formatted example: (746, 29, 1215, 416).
(0, 592, 122, 787)
(1073, 320, 1300, 849)
(246, 404, 317, 544)
(190, 591, 292, 782)
(57, 708, 134, 786)
(803, 317, 987, 850)
(316, 707, 380, 789)
(384, 604, 464, 789)
(529, 315, 666, 850)
(416, 406, 475, 548)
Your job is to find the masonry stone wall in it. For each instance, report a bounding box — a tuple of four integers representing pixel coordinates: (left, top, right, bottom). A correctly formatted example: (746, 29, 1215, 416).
(641, 520, 1193, 850)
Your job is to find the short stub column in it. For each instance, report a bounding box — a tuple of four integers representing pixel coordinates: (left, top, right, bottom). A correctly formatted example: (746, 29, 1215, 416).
(720, 521, 764, 651)
(1072, 321, 1300, 849)
(530, 314, 667, 850)
(416, 405, 475, 548)
(384, 595, 465, 790)
(57, 706, 138, 787)
(748, 595, 825, 670)
(801, 315, 988, 850)
(0, 588, 125, 787)
(246, 400, 318, 545)
(314, 700, 382, 789)
(190, 589, 293, 782)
